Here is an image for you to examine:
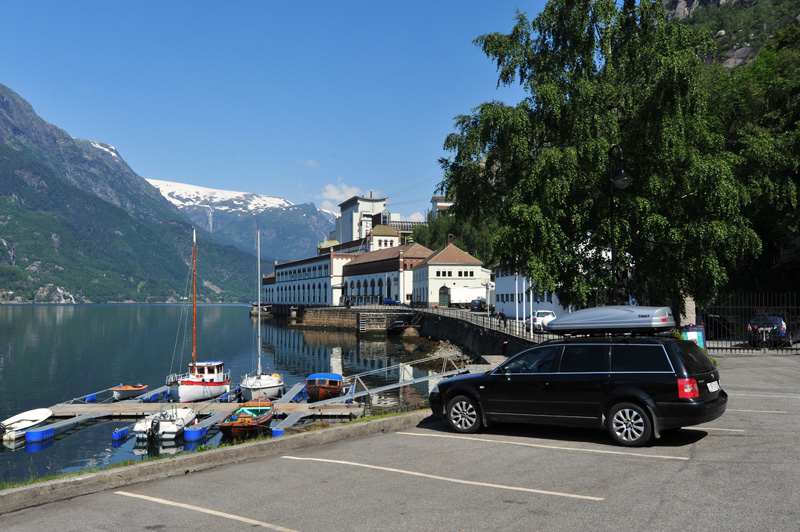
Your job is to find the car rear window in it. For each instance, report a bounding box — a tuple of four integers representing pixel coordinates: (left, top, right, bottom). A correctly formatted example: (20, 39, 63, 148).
(610, 345, 672, 372)
(750, 316, 782, 326)
(671, 341, 716, 374)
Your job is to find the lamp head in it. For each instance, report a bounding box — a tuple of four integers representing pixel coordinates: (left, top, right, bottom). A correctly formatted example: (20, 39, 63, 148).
(612, 169, 633, 190)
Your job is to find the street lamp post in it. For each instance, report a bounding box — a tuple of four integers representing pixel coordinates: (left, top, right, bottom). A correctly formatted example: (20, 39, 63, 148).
(609, 145, 633, 305)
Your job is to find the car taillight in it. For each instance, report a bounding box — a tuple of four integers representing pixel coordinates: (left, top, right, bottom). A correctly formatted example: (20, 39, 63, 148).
(747, 324, 753, 332)
(781, 321, 786, 332)
(678, 378, 699, 398)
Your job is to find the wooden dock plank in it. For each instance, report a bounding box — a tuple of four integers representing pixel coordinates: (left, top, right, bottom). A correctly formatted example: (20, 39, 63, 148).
(48, 401, 360, 421)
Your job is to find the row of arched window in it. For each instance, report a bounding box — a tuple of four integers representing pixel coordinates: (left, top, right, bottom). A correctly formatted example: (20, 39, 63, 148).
(265, 282, 329, 304)
(341, 277, 394, 297)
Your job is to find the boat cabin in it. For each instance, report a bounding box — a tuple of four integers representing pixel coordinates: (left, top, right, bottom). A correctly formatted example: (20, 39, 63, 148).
(189, 361, 225, 378)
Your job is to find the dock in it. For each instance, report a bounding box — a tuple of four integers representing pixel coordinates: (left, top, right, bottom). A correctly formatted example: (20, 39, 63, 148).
(47, 401, 362, 421)
(16, 351, 466, 445)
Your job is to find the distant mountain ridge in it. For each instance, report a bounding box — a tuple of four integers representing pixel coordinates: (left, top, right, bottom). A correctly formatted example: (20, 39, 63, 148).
(0, 82, 258, 302)
(147, 179, 337, 262)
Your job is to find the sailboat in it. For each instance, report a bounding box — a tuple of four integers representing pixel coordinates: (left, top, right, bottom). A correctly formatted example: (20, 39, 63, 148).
(240, 229, 285, 401)
(166, 228, 231, 402)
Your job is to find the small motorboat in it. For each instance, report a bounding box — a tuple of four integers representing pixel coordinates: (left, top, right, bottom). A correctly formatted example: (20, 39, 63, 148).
(133, 407, 196, 441)
(108, 383, 148, 401)
(1, 408, 53, 441)
(218, 398, 275, 441)
(305, 373, 344, 403)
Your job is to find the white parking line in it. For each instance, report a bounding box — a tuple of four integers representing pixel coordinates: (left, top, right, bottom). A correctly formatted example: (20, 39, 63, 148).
(283, 456, 603, 501)
(728, 409, 787, 414)
(397, 432, 689, 461)
(702, 427, 746, 432)
(115, 491, 299, 531)
(729, 393, 800, 399)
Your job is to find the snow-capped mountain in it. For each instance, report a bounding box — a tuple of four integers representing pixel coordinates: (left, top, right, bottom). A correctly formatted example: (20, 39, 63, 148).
(147, 179, 292, 218)
(147, 179, 336, 263)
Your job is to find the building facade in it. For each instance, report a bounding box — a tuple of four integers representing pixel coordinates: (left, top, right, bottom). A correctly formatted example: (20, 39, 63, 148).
(412, 243, 491, 307)
(493, 269, 569, 322)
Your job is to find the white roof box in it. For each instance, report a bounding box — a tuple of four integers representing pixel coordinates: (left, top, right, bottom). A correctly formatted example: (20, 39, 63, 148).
(547, 306, 675, 335)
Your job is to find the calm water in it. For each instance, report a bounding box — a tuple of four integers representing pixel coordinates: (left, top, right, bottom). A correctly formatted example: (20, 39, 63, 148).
(0, 304, 436, 485)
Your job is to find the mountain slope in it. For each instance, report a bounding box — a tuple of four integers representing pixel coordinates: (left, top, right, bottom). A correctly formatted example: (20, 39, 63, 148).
(147, 179, 336, 262)
(666, 0, 800, 67)
(0, 83, 255, 302)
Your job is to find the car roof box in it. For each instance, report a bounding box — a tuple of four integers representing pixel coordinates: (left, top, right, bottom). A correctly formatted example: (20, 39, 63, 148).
(547, 306, 675, 335)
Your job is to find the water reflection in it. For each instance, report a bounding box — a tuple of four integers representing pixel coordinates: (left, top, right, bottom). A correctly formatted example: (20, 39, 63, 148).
(0, 305, 447, 485)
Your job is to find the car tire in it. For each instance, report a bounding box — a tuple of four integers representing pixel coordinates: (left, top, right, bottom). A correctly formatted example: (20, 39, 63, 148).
(607, 402, 652, 447)
(446, 395, 482, 434)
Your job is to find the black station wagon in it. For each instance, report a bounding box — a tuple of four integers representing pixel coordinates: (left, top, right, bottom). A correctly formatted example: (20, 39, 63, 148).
(429, 306, 728, 446)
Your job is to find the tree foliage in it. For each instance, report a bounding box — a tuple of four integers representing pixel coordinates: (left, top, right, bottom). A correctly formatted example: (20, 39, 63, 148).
(412, 211, 497, 264)
(439, 0, 764, 312)
(703, 22, 800, 291)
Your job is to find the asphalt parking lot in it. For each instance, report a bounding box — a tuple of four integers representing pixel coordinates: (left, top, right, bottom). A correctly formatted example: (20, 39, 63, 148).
(1, 354, 798, 531)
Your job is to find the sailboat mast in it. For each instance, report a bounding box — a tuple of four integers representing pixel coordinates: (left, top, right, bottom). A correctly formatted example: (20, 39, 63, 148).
(256, 229, 262, 374)
(192, 227, 197, 366)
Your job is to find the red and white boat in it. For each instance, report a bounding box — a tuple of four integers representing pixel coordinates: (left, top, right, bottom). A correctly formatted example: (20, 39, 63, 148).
(166, 229, 231, 402)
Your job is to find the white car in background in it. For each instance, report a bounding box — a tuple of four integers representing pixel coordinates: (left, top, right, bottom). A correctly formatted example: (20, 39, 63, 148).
(526, 310, 557, 332)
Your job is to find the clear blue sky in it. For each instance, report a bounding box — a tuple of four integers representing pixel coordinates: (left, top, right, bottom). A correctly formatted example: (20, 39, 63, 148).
(1, 1, 545, 220)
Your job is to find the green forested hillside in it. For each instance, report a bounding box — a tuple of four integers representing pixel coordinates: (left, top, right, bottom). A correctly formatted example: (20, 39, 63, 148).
(0, 142, 254, 302)
(670, 0, 800, 60)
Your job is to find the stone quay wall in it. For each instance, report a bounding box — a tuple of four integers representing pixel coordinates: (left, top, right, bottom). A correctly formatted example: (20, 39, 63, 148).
(292, 307, 534, 362)
(417, 312, 534, 361)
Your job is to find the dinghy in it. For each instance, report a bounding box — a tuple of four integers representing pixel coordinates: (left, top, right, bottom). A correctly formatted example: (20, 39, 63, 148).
(108, 383, 148, 401)
(1, 408, 52, 441)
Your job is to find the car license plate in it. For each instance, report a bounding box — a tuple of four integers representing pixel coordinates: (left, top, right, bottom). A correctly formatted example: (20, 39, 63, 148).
(707, 381, 720, 392)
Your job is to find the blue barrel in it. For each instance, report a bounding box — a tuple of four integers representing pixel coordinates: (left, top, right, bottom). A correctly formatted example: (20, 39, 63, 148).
(85, 394, 97, 403)
(184, 426, 207, 441)
(271, 428, 284, 437)
(112, 427, 128, 441)
(26, 427, 55, 443)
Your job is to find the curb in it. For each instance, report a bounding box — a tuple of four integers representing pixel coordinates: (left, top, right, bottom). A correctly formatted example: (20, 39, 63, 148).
(0, 410, 433, 515)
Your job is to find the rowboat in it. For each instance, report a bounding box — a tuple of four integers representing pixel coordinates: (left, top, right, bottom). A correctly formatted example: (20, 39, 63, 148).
(108, 383, 148, 401)
(305, 373, 344, 403)
(133, 407, 197, 441)
(1, 408, 52, 441)
(218, 398, 275, 440)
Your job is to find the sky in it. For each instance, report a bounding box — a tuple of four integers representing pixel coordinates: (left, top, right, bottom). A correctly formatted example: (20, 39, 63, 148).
(0, 1, 546, 221)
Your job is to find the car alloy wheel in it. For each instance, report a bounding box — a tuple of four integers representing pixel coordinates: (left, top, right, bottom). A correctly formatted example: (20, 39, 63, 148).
(446, 395, 481, 434)
(608, 402, 652, 447)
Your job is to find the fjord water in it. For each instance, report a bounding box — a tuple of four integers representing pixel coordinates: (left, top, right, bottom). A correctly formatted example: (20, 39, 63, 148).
(0, 304, 434, 486)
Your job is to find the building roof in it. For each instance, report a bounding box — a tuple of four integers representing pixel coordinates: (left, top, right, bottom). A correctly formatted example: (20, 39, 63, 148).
(339, 195, 387, 209)
(414, 244, 483, 268)
(344, 242, 433, 266)
(371, 224, 398, 237)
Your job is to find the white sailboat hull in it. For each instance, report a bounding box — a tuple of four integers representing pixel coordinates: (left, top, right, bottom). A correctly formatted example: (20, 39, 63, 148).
(240, 373, 285, 400)
(167, 379, 231, 403)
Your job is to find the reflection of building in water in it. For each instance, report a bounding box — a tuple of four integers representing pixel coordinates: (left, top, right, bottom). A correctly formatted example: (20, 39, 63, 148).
(262, 321, 445, 409)
(358, 339, 391, 359)
(330, 346, 343, 376)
